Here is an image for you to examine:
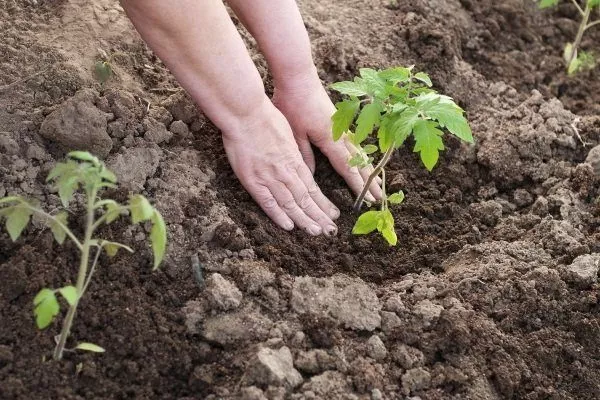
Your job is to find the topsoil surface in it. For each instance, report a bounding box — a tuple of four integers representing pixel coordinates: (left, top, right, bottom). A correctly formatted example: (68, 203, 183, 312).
(1, 0, 600, 399)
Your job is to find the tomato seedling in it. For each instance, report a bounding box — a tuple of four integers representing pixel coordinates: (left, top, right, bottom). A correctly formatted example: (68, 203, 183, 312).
(331, 66, 473, 245)
(0, 151, 167, 360)
(538, 0, 600, 75)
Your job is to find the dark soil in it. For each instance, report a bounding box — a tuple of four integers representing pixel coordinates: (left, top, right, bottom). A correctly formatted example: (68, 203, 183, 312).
(1, 0, 600, 399)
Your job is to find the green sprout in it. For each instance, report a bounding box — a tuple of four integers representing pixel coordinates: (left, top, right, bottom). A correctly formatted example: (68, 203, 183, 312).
(331, 66, 473, 245)
(0, 151, 167, 360)
(538, 0, 600, 75)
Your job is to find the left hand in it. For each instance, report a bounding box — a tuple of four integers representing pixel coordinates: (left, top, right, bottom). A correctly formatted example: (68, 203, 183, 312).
(272, 71, 382, 202)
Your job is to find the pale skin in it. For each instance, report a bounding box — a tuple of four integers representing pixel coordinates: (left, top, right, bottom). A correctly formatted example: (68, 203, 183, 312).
(120, 0, 382, 236)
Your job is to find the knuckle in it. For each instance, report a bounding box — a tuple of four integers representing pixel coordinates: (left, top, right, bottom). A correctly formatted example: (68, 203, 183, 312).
(281, 198, 297, 212)
(307, 181, 320, 195)
(261, 196, 278, 210)
(299, 191, 312, 210)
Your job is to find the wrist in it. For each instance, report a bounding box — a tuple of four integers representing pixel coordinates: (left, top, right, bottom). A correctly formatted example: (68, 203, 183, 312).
(219, 94, 278, 141)
(272, 63, 321, 93)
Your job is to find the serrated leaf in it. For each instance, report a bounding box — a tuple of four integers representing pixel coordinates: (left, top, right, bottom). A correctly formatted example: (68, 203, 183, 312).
(352, 211, 380, 235)
(418, 94, 473, 143)
(414, 72, 433, 87)
(355, 103, 382, 143)
(129, 195, 154, 224)
(6, 206, 33, 241)
(100, 167, 117, 184)
(363, 144, 378, 154)
(379, 107, 419, 152)
(50, 211, 68, 245)
(330, 81, 368, 97)
(75, 342, 105, 353)
(413, 120, 445, 171)
(332, 99, 360, 141)
(379, 67, 411, 84)
(348, 153, 367, 168)
(102, 241, 133, 257)
(57, 175, 79, 208)
(150, 210, 167, 270)
(33, 288, 60, 329)
(388, 191, 405, 204)
(95, 61, 112, 84)
(359, 68, 387, 97)
(58, 286, 78, 306)
(381, 227, 398, 246)
(538, 0, 559, 8)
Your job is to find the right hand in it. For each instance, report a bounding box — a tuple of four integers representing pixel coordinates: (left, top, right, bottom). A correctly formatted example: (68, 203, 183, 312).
(221, 97, 340, 236)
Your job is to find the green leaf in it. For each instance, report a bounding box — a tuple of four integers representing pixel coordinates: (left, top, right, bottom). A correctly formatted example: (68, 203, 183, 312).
(57, 175, 79, 208)
(355, 103, 382, 143)
(538, 0, 559, 8)
(5, 206, 33, 241)
(413, 120, 445, 171)
(388, 191, 405, 204)
(381, 227, 398, 246)
(330, 81, 368, 97)
(49, 211, 68, 245)
(418, 94, 473, 143)
(33, 288, 60, 329)
(348, 153, 367, 168)
(378, 67, 411, 84)
(129, 195, 154, 224)
(0, 196, 22, 205)
(75, 342, 106, 353)
(68, 151, 100, 166)
(150, 210, 167, 270)
(58, 286, 78, 306)
(100, 167, 117, 184)
(102, 241, 133, 257)
(104, 201, 123, 224)
(95, 61, 112, 84)
(332, 99, 360, 141)
(363, 144, 378, 154)
(414, 72, 433, 87)
(359, 68, 387, 97)
(379, 107, 419, 152)
(589, 0, 600, 8)
(352, 211, 380, 235)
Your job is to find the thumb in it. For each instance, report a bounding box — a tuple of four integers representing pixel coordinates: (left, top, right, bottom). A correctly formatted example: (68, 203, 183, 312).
(296, 137, 316, 174)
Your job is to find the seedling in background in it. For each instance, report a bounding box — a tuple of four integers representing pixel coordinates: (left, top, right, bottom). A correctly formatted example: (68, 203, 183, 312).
(538, 0, 600, 75)
(331, 66, 473, 245)
(0, 151, 167, 360)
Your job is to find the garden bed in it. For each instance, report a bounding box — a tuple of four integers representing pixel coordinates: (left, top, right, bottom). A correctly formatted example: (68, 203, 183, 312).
(1, 0, 599, 399)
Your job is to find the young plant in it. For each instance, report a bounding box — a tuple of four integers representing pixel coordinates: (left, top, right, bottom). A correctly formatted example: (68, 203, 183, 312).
(538, 0, 600, 75)
(331, 66, 473, 245)
(0, 151, 167, 360)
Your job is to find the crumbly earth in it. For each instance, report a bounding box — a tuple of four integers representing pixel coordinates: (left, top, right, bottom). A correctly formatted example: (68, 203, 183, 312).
(1, 0, 600, 399)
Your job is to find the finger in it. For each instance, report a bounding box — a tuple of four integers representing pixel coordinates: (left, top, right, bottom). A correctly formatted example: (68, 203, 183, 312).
(359, 165, 383, 201)
(317, 139, 376, 203)
(296, 137, 316, 174)
(282, 169, 338, 236)
(295, 163, 341, 221)
(248, 185, 294, 231)
(269, 181, 323, 236)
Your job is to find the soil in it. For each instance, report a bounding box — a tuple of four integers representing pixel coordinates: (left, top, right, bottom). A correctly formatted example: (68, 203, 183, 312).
(1, 0, 600, 399)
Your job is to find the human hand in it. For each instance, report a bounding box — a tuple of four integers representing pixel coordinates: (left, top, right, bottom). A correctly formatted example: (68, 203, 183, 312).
(272, 71, 383, 202)
(221, 97, 340, 236)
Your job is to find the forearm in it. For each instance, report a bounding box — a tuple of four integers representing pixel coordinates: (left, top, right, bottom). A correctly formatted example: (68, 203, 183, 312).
(226, 0, 318, 89)
(120, 0, 268, 135)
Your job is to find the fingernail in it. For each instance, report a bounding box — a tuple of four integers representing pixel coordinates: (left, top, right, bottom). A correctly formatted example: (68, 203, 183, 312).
(284, 221, 294, 231)
(307, 224, 322, 236)
(325, 225, 338, 237)
(365, 193, 376, 203)
(330, 206, 340, 219)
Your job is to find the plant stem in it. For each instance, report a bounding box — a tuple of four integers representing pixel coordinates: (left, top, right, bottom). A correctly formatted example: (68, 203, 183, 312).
(567, 4, 591, 66)
(25, 207, 83, 251)
(53, 189, 97, 360)
(585, 19, 600, 31)
(353, 144, 395, 213)
(81, 246, 101, 297)
(569, 0, 585, 17)
(381, 169, 387, 211)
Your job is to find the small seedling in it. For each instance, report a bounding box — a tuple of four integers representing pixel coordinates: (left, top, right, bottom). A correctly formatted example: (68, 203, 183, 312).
(331, 66, 473, 245)
(0, 151, 167, 360)
(538, 0, 600, 75)
(94, 49, 124, 84)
